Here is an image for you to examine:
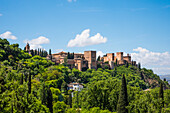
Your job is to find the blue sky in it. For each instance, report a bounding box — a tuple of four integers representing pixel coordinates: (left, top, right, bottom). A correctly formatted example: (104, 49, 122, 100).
(0, 0, 170, 75)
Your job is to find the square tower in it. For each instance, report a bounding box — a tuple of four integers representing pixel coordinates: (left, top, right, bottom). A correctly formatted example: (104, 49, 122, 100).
(84, 51, 96, 69)
(116, 52, 123, 61)
(106, 53, 114, 61)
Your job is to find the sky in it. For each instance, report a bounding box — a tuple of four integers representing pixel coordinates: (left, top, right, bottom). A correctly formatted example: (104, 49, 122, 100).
(0, 0, 170, 75)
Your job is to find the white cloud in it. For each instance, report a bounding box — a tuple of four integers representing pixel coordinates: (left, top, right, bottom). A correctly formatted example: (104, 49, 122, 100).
(131, 47, 170, 75)
(97, 51, 105, 58)
(67, 0, 77, 2)
(152, 67, 170, 75)
(67, 29, 107, 47)
(0, 14, 2, 16)
(0, 31, 17, 40)
(25, 36, 50, 49)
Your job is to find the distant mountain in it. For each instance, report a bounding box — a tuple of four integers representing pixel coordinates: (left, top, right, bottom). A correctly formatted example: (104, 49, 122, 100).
(159, 75, 170, 84)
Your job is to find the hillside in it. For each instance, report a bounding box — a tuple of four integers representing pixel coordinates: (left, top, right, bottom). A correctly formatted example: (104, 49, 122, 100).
(0, 38, 170, 113)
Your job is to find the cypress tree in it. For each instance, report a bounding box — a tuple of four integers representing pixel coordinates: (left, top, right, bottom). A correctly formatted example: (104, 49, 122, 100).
(20, 74, 23, 84)
(113, 67, 117, 77)
(132, 60, 134, 66)
(72, 52, 74, 59)
(47, 87, 53, 113)
(40, 82, 47, 105)
(159, 82, 164, 107)
(116, 59, 118, 66)
(38, 48, 40, 55)
(34, 49, 37, 55)
(67, 52, 70, 59)
(40, 49, 42, 56)
(138, 63, 141, 70)
(97, 56, 101, 61)
(140, 72, 144, 80)
(30, 50, 34, 56)
(125, 62, 129, 68)
(49, 49, 51, 55)
(163, 78, 166, 81)
(117, 75, 128, 113)
(41, 50, 44, 57)
(45, 51, 48, 57)
(68, 92, 72, 108)
(11, 102, 13, 113)
(28, 73, 31, 94)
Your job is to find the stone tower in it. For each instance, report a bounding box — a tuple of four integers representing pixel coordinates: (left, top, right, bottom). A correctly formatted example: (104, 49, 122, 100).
(106, 53, 114, 61)
(84, 51, 97, 69)
(116, 52, 123, 61)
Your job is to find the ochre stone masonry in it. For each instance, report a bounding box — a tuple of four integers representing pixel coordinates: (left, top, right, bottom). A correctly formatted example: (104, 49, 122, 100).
(47, 51, 136, 71)
(25, 42, 136, 71)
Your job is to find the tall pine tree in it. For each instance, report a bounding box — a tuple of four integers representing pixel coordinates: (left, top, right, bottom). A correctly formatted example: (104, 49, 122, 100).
(49, 49, 51, 55)
(117, 75, 128, 113)
(159, 82, 164, 107)
(35, 49, 37, 55)
(116, 59, 118, 66)
(40, 82, 47, 105)
(28, 73, 31, 94)
(47, 87, 53, 113)
(138, 63, 141, 70)
(20, 74, 23, 84)
(97, 56, 101, 61)
(38, 48, 40, 55)
(68, 91, 72, 108)
(40, 49, 42, 56)
(72, 52, 74, 59)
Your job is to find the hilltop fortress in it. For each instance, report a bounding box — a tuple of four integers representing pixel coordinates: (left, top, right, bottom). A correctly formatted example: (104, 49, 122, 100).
(47, 51, 137, 71)
(25, 43, 137, 71)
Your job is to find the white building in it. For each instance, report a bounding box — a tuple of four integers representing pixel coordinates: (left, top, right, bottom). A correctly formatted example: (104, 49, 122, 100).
(67, 82, 83, 91)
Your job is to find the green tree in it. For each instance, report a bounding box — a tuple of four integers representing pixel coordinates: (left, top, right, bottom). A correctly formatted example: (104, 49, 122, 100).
(53, 101, 67, 113)
(61, 81, 67, 93)
(31, 49, 34, 56)
(97, 64, 102, 69)
(20, 74, 23, 84)
(47, 86, 53, 113)
(38, 48, 40, 55)
(72, 52, 74, 59)
(67, 52, 70, 59)
(117, 75, 128, 113)
(40, 82, 47, 105)
(159, 83, 164, 108)
(115, 59, 118, 66)
(68, 91, 72, 108)
(40, 49, 42, 56)
(138, 63, 141, 70)
(97, 56, 101, 61)
(125, 62, 129, 68)
(28, 73, 31, 94)
(49, 49, 51, 55)
(35, 49, 37, 55)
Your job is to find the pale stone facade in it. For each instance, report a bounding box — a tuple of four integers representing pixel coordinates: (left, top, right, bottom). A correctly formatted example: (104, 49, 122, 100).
(100, 52, 136, 67)
(84, 51, 97, 69)
(49, 50, 136, 71)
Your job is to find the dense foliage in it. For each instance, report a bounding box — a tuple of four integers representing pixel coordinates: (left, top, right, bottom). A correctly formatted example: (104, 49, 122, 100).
(0, 38, 169, 113)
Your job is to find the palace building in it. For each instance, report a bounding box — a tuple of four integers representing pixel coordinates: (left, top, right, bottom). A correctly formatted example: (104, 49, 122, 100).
(47, 50, 137, 71)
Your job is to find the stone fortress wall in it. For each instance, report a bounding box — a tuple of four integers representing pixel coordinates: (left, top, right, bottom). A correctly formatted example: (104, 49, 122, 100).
(48, 50, 137, 71)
